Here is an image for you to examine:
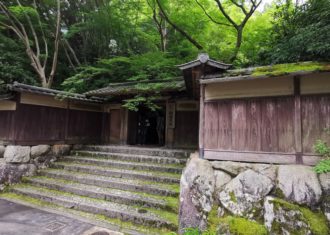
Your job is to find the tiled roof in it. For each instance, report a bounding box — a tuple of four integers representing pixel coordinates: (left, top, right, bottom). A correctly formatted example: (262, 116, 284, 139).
(8, 82, 105, 103)
(85, 78, 186, 97)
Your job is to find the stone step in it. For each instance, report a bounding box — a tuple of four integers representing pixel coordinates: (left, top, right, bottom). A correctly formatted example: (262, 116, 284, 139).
(61, 156, 183, 174)
(52, 162, 181, 184)
(72, 150, 187, 165)
(39, 169, 179, 197)
(78, 145, 192, 159)
(0, 194, 156, 235)
(24, 177, 176, 211)
(10, 185, 176, 230)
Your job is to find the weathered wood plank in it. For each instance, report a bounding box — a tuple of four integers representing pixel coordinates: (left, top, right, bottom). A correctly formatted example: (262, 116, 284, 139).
(231, 100, 247, 150)
(204, 102, 219, 149)
(217, 101, 232, 150)
(245, 99, 261, 151)
(277, 97, 295, 153)
(302, 96, 320, 153)
(261, 99, 278, 152)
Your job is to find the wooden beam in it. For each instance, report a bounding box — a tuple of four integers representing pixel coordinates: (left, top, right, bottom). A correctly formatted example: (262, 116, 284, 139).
(199, 84, 205, 158)
(0, 100, 16, 111)
(120, 108, 129, 145)
(294, 76, 303, 164)
(204, 150, 321, 166)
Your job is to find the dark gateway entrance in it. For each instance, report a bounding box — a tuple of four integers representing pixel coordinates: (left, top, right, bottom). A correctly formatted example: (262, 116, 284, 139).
(128, 106, 166, 146)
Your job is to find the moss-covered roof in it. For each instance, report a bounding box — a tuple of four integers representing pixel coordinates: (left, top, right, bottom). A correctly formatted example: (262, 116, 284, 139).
(85, 77, 185, 97)
(201, 62, 330, 84)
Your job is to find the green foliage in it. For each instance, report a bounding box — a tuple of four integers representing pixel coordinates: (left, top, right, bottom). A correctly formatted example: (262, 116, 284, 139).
(61, 52, 181, 93)
(0, 33, 36, 85)
(263, 0, 330, 64)
(122, 95, 161, 112)
(314, 160, 330, 174)
(313, 128, 330, 173)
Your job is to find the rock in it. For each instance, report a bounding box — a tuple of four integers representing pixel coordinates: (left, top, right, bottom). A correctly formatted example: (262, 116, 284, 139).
(51, 144, 71, 156)
(214, 170, 232, 192)
(31, 145, 50, 158)
(264, 196, 329, 235)
(251, 164, 277, 181)
(0, 146, 5, 158)
(277, 165, 322, 206)
(211, 161, 251, 176)
(211, 161, 277, 181)
(217, 207, 225, 217)
(319, 173, 330, 195)
(322, 197, 330, 223)
(219, 169, 274, 217)
(4, 146, 30, 163)
(0, 163, 37, 184)
(179, 153, 215, 233)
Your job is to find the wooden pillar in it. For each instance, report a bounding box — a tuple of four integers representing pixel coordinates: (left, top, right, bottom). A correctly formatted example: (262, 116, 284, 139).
(294, 76, 303, 164)
(64, 100, 70, 144)
(199, 84, 205, 158)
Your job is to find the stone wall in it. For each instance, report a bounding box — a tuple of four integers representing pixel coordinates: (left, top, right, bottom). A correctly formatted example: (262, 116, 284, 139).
(0, 144, 71, 190)
(179, 153, 330, 235)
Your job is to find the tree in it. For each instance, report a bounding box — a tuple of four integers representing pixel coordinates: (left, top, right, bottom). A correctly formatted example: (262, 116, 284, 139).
(155, 0, 204, 50)
(0, 0, 61, 88)
(264, 0, 330, 63)
(195, 0, 262, 62)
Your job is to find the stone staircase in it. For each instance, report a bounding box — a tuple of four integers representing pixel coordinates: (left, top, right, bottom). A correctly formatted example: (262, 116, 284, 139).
(0, 145, 192, 234)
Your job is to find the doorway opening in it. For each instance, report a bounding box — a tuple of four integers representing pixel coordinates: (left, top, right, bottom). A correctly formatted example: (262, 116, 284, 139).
(128, 106, 166, 146)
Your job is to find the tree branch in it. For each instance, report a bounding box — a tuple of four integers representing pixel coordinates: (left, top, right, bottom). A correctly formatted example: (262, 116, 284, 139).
(47, 0, 61, 88)
(195, 0, 232, 27)
(214, 0, 238, 28)
(155, 0, 203, 50)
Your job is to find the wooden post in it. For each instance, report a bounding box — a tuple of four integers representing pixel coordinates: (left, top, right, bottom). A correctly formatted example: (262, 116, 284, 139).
(199, 84, 205, 158)
(165, 101, 175, 148)
(64, 100, 70, 144)
(294, 76, 303, 164)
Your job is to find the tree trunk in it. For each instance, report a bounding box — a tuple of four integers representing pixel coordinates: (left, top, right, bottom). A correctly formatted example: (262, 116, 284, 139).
(230, 27, 243, 63)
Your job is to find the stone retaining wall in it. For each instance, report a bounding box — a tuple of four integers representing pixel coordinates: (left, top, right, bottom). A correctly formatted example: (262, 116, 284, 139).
(179, 153, 330, 235)
(0, 144, 71, 190)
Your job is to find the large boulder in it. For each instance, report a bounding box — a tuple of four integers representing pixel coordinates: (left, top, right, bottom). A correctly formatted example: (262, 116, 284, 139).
(277, 165, 322, 206)
(0, 146, 5, 158)
(218, 169, 274, 217)
(51, 144, 71, 156)
(264, 196, 329, 235)
(322, 197, 330, 223)
(319, 173, 330, 195)
(4, 146, 30, 163)
(31, 145, 50, 158)
(211, 161, 277, 181)
(214, 170, 232, 193)
(0, 163, 37, 185)
(179, 153, 215, 232)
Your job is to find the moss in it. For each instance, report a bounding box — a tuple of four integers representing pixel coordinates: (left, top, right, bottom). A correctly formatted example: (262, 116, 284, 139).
(252, 62, 328, 77)
(272, 198, 329, 235)
(229, 191, 237, 203)
(274, 187, 285, 199)
(218, 216, 268, 235)
(56, 161, 182, 179)
(0, 192, 174, 234)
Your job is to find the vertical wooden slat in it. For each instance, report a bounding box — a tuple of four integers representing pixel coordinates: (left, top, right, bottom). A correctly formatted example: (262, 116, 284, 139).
(231, 100, 247, 150)
(217, 101, 232, 150)
(204, 102, 219, 149)
(277, 97, 295, 153)
(261, 99, 278, 152)
(245, 99, 261, 151)
(294, 77, 303, 163)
